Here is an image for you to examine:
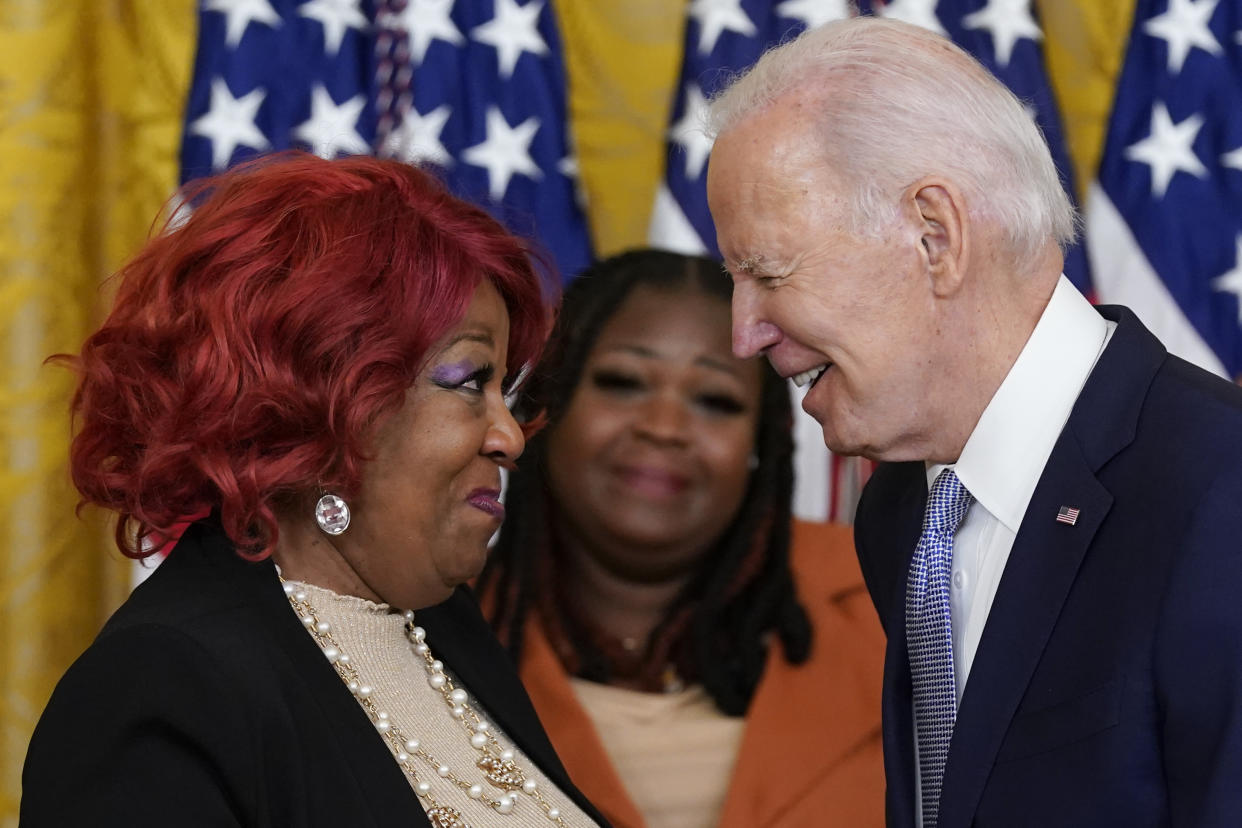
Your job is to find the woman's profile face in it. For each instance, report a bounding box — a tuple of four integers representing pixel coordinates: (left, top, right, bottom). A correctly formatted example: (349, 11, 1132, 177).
(341, 280, 525, 608)
(544, 283, 762, 583)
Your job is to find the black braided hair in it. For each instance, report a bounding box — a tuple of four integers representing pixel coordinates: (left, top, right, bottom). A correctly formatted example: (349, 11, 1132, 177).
(477, 248, 811, 716)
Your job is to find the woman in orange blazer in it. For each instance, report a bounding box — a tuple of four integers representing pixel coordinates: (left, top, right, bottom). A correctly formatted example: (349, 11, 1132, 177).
(477, 250, 885, 827)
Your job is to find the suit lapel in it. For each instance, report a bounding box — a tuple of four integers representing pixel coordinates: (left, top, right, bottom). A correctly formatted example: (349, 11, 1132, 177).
(936, 305, 1165, 827)
(720, 526, 886, 828)
(870, 464, 931, 828)
(178, 524, 428, 824)
(937, 432, 1112, 827)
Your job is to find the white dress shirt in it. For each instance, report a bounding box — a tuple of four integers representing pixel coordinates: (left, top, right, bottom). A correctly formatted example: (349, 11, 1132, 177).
(913, 276, 1114, 825)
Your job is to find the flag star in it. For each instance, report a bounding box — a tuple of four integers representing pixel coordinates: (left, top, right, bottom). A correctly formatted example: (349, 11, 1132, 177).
(1212, 235, 1242, 325)
(670, 84, 714, 180)
(877, 0, 946, 36)
(1223, 144, 1242, 171)
(471, 0, 549, 79)
(462, 107, 542, 201)
(189, 78, 270, 169)
(381, 0, 464, 65)
(205, 0, 281, 48)
(293, 86, 369, 158)
(298, 0, 367, 55)
(961, 0, 1042, 68)
(689, 0, 757, 55)
(1124, 102, 1207, 198)
(1143, 0, 1222, 74)
(775, 0, 853, 29)
(557, 154, 589, 209)
(382, 104, 453, 167)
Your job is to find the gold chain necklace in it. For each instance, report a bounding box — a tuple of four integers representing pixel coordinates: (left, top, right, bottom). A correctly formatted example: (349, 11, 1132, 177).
(281, 578, 571, 828)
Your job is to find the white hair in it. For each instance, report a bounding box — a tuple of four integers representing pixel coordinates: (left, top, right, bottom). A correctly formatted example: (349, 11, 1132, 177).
(707, 17, 1078, 262)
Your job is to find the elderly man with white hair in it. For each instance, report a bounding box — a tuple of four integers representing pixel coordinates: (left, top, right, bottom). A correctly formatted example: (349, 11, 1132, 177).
(706, 16, 1242, 828)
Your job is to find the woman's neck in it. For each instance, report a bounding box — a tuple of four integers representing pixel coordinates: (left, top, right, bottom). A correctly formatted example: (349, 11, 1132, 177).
(557, 534, 696, 647)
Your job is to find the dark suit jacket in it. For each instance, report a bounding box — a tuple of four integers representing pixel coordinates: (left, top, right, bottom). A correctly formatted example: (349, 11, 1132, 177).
(854, 306, 1242, 828)
(21, 521, 610, 827)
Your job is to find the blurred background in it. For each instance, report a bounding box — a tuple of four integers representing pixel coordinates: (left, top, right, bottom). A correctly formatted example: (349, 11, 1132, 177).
(6, 0, 1237, 821)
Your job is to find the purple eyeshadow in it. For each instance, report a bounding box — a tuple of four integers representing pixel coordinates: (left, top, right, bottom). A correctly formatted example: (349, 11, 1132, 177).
(431, 359, 475, 385)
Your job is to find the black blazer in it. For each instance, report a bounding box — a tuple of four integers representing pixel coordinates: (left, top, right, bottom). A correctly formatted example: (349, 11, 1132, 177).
(855, 306, 1242, 828)
(21, 520, 610, 827)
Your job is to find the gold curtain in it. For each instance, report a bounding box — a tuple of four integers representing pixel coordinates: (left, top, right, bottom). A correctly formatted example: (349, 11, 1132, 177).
(0, 1, 1131, 821)
(0, 1, 195, 822)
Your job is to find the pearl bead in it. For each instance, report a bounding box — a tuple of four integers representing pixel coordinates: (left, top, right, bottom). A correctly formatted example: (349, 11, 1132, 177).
(501, 749, 515, 762)
(337, 653, 350, 665)
(431, 660, 444, 673)
(315, 621, 331, 634)
(548, 807, 560, 820)
(357, 685, 373, 698)
(347, 681, 359, 693)
(523, 779, 537, 794)
(301, 615, 315, 627)
(396, 752, 410, 763)
(470, 733, 488, 749)
(282, 583, 294, 594)
(428, 674, 446, 690)
(322, 647, 339, 663)
(405, 739, 420, 752)
(416, 781, 430, 795)
(411, 626, 426, 642)
(414, 643, 429, 655)
(474, 721, 490, 733)
(451, 706, 465, 719)
(468, 784, 483, 799)
(404, 610, 415, 622)
(437, 764, 450, 777)
(294, 591, 307, 601)
(496, 797, 514, 814)
(449, 688, 468, 705)
(375, 720, 391, 733)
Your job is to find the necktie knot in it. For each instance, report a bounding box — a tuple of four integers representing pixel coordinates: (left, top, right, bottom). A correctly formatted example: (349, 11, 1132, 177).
(924, 468, 973, 537)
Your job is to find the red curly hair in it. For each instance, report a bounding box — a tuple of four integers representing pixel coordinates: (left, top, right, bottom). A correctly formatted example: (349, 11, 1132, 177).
(63, 152, 553, 560)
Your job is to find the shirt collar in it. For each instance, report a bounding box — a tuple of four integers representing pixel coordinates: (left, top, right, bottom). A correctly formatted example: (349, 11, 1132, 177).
(927, 276, 1110, 532)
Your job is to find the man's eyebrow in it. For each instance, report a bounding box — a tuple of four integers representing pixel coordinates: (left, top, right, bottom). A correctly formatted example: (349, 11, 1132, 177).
(736, 254, 764, 274)
(723, 254, 765, 278)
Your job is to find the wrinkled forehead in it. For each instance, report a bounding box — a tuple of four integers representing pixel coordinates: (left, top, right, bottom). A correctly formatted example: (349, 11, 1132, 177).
(708, 93, 843, 197)
(708, 105, 851, 260)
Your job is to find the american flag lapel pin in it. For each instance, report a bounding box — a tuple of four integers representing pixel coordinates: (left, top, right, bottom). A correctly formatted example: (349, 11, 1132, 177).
(1056, 506, 1081, 526)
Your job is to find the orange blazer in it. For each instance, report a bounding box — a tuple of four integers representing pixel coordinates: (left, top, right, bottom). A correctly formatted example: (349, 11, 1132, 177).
(510, 520, 887, 828)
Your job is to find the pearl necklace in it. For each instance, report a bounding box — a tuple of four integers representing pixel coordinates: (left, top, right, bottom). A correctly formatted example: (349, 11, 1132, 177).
(281, 578, 570, 828)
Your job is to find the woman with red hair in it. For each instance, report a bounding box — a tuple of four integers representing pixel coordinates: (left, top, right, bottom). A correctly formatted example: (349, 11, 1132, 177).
(21, 153, 606, 828)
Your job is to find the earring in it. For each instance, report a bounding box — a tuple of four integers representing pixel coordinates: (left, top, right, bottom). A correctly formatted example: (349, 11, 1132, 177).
(314, 492, 351, 535)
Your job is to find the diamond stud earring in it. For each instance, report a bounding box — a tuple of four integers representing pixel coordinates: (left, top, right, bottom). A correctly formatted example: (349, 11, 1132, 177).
(315, 493, 351, 535)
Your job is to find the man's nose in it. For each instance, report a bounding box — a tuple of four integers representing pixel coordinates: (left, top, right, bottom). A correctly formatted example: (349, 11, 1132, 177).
(731, 289, 781, 358)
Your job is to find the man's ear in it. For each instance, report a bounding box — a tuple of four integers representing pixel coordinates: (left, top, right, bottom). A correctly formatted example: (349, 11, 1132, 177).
(910, 178, 968, 297)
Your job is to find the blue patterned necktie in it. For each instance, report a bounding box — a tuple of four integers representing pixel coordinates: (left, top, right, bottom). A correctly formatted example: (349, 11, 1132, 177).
(906, 468, 973, 828)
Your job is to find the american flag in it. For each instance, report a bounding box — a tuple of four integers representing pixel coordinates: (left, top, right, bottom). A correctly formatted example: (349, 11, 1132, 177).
(1086, 0, 1242, 380)
(647, 0, 1088, 522)
(179, 0, 593, 282)
(1056, 505, 1081, 525)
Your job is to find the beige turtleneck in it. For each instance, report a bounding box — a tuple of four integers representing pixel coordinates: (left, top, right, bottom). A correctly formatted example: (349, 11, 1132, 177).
(287, 580, 597, 828)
